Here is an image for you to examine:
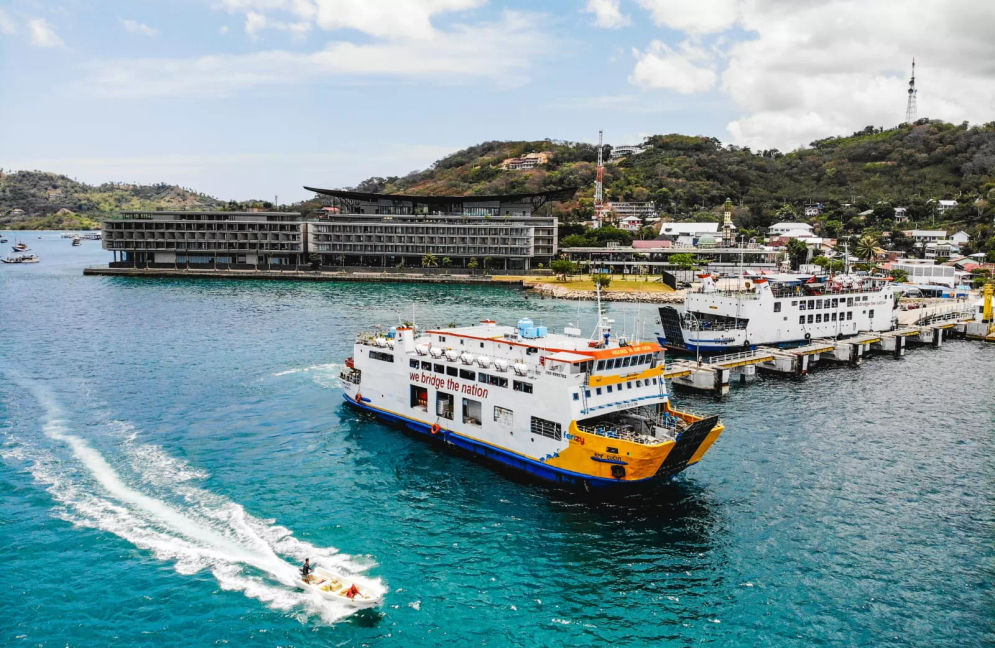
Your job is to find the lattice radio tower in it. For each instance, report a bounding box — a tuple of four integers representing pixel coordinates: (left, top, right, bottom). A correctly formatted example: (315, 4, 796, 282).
(594, 130, 604, 219)
(905, 58, 917, 123)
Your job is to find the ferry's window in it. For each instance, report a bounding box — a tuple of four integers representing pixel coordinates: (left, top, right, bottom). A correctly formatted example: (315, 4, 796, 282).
(410, 385, 428, 411)
(488, 375, 508, 388)
(460, 369, 475, 380)
(626, 382, 632, 389)
(799, 316, 805, 324)
(596, 387, 602, 395)
(596, 360, 605, 371)
(480, 343, 484, 348)
(652, 378, 657, 385)
(847, 297, 854, 306)
(607, 385, 613, 393)
(800, 301, 807, 311)
(847, 312, 853, 321)
(584, 390, 591, 398)
(513, 381, 533, 394)
(869, 309, 875, 318)
(622, 357, 631, 367)
(774, 302, 781, 313)
(447, 366, 457, 377)
(478, 373, 488, 383)
(370, 351, 394, 362)
(530, 416, 562, 441)
(436, 392, 454, 420)
(434, 364, 444, 374)
(410, 359, 419, 368)
(462, 398, 482, 426)
(438, 336, 445, 342)
(572, 393, 579, 401)
(421, 361, 432, 370)
(636, 380, 642, 387)
(815, 299, 822, 309)
(807, 314, 814, 323)
(494, 406, 513, 425)
(832, 298, 838, 307)
(791, 301, 798, 306)
(816, 314, 822, 323)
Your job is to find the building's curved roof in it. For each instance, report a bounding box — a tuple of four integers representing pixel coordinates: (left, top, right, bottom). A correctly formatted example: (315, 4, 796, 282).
(303, 186, 578, 204)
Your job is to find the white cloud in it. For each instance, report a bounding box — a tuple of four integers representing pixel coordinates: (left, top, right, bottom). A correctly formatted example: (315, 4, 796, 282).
(628, 0, 995, 151)
(219, 0, 483, 39)
(82, 11, 549, 97)
(629, 40, 716, 93)
(721, 0, 995, 150)
(0, 8, 16, 35)
(245, 10, 267, 34)
(28, 17, 63, 47)
(584, 0, 630, 29)
(636, 0, 738, 34)
(121, 19, 159, 36)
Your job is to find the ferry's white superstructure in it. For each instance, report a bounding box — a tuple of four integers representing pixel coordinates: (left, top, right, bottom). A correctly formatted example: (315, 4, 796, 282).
(340, 318, 723, 490)
(658, 274, 899, 352)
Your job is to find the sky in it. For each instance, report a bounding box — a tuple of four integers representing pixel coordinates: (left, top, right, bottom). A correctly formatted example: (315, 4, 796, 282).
(1, 0, 993, 202)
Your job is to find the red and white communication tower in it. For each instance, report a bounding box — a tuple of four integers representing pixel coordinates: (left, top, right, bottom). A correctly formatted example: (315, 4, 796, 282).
(594, 129, 604, 222)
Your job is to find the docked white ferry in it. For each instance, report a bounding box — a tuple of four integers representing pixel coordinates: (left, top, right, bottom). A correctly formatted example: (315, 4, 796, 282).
(340, 315, 723, 491)
(658, 273, 900, 352)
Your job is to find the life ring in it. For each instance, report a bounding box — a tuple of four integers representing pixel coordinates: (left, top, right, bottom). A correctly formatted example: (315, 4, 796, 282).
(430, 423, 441, 435)
(804, 333, 811, 341)
(354, 392, 363, 403)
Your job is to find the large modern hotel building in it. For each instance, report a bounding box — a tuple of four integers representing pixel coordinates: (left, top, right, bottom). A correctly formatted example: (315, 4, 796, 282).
(102, 188, 572, 271)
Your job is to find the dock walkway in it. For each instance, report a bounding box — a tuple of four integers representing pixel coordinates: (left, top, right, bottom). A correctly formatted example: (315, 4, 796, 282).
(665, 310, 985, 396)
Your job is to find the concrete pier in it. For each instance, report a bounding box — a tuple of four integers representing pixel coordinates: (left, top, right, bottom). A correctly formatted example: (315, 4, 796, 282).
(666, 316, 984, 396)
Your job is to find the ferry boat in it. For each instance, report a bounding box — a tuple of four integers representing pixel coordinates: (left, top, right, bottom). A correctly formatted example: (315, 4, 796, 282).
(658, 273, 899, 352)
(339, 311, 724, 491)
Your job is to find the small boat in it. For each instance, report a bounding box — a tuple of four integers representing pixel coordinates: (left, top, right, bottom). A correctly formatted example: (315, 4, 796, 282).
(12, 242, 29, 252)
(0, 237, 8, 243)
(72, 237, 82, 246)
(298, 567, 384, 609)
(1, 256, 21, 264)
(19, 254, 39, 263)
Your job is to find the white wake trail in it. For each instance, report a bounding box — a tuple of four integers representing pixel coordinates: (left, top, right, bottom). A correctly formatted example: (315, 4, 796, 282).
(4, 380, 385, 625)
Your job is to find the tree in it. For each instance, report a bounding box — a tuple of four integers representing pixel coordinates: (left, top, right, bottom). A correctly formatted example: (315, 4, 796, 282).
(442, 257, 452, 272)
(670, 253, 696, 271)
(308, 253, 321, 270)
(855, 233, 879, 261)
(483, 256, 493, 272)
(592, 274, 612, 290)
(890, 268, 909, 283)
(812, 255, 832, 272)
(422, 253, 438, 267)
(467, 257, 479, 273)
(822, 219, 843, 238)
(550, 259, 575, 280)
(786, 238, 809, 270)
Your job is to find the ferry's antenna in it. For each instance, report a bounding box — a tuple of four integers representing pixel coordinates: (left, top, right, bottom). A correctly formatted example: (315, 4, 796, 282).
(905, 57, 918, 123)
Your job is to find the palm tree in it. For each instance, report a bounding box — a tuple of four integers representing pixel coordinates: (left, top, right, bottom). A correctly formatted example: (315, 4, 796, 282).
(421, 253, 439, 268)
(855, 233, 879, 261)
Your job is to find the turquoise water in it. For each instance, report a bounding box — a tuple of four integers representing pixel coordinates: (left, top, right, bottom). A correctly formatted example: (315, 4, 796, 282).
(1, 233, 992, 647)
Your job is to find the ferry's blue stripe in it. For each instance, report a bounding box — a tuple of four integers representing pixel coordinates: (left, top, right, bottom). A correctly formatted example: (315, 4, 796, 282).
(342, 394, 664, 490)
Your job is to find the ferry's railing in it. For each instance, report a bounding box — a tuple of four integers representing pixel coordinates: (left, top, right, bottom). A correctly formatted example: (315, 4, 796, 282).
(707, 349, 761, 365)
(576, 424, 663, 445)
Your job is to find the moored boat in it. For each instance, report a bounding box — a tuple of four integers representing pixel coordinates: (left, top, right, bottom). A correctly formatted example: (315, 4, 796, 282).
(340, 304, 724, 492)
(658, 273, 899, 352)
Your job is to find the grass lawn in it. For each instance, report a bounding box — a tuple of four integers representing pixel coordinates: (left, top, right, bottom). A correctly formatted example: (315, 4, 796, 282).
(519, 276, 676, 293)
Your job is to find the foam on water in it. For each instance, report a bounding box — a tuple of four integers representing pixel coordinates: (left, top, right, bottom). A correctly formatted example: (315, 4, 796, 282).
(4, 378, 385, 626)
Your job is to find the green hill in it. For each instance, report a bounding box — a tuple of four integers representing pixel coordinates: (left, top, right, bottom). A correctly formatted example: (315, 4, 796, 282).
(0, 170, 224, 229)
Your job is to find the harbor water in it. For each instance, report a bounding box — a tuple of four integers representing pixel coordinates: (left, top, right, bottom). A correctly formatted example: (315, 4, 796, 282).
(1, 234, 992, 647)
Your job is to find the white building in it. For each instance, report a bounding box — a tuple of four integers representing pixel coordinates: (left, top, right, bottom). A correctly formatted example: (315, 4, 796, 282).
(658, 222, 719, 243)
(892, 259, 958, 288)
(768, 222, 813, 237)
(609, 145, 645, 161)
(936, 199, 958, 214)
(618, 215, 643, 232)
(894, 207, 908, 223)
(803, 205, 821, 217)
(950, 230, 971, 246)
(906, 229, 946, 244)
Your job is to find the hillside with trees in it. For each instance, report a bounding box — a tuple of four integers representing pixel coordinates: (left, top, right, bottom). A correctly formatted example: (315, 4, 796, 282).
(0, 170, 224, 229)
